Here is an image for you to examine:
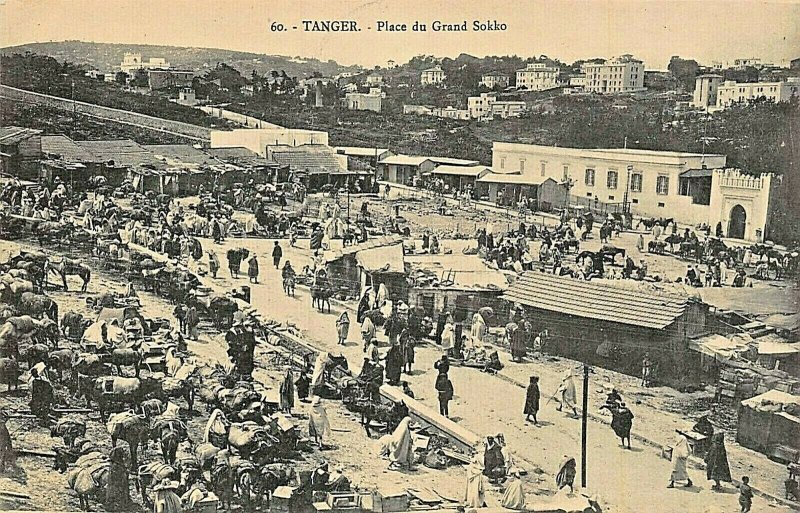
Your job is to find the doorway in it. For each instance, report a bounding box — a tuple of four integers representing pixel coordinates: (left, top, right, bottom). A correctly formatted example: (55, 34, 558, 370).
(728, 205, 746, 239)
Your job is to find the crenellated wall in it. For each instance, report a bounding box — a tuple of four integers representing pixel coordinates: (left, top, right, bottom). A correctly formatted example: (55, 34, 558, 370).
(708, 168, 778, 242)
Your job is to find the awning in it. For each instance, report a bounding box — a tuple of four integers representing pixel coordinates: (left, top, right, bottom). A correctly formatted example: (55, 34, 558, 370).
(429, 165, 491, 177)
(477, 173, 549, 185)
(758, 341, 800, 355)
(355, 243, 405, 273)
(688, 333, 751, 360)
(741, 389, 800, 410)
(680, 168, 714, 178)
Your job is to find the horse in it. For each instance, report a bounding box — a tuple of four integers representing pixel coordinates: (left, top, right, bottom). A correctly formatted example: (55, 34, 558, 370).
(647, 240, 666, 255)
(88, 376, 162, 421)
(664, 234, 683, 253)
(106, 411, 150, 470)
(67, 454, 110, 511)
(600, 245, 626, 265)
(101, 348, 142, 377)
(136, 461, 176, 509)
(311, 282, 333, 313)
(0, 358, 19, 391)
(46, 258, 91, 292)
(255, 463, 297, 509)
(152, 418, 188, 465)
(19, 292, 59, 324)
(680, 241, 701, 261)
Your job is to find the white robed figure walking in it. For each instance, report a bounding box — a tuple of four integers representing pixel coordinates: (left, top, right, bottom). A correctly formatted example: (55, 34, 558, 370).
(308, 396, 332, 447)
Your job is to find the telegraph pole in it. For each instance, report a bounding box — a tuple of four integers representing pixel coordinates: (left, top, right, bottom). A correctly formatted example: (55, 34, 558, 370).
(581, 364, 589, 488)
(623, 165, 632, 215)
(71, 79, 76, 134)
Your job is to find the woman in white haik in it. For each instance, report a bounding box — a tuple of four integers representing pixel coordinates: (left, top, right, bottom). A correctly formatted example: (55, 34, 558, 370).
(378, 416, 414, 470)
(308, 396, 332, 448)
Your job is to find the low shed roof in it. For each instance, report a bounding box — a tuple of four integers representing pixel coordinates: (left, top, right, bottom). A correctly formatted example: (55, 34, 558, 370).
(477, 173, 552, 185)
(356, 243, 405, 273)
(503, 271, 691, 330)
(429, 165, 491, 177)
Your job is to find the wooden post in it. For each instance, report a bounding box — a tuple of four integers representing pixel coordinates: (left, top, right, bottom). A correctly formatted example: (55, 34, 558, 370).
(581, 364, 589, 488)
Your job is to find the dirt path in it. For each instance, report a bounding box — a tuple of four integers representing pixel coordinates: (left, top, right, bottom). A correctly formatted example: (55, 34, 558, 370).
(194, 235, 795, 513)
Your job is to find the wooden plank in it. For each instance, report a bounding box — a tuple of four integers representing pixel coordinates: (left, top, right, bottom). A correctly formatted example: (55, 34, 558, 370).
(0, 490, 31, 499)
(380, 384, 480, 452)
(16, 449, 56, 458)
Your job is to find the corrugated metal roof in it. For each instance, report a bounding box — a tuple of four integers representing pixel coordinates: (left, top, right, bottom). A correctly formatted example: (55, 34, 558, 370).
(503, 271, 690, 330)
(355, 243, 405, 273)
(143, 144, 215, 166)
(0, 126, 41, 145)
(41, 135, 100, 163)
(205, 147, 278, 168)
(76, 139, 163, 168)
(430, 165, 491, 177)
(270, 145, 345, 173)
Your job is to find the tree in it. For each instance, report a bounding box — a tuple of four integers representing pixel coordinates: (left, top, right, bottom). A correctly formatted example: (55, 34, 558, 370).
(131, 68, 149, 88)
(115, 71, 128, 84)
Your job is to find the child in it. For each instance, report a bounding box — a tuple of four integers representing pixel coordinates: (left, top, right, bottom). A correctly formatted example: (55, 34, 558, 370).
(738, 476, 753, 513)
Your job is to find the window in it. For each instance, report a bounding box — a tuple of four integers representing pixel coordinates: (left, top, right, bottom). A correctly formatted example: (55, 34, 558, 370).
(607, 170, 618, 189)
(562, 165, 569, 180)
(658, 202, 665, 208)
(540, 162, 547, 176)
(631, 173, 642, 192)
(656, 175, 670, 195)
(632, 198, 639, 204)
(500, 157, 505, 170)
(608, 195, 615, 200)
(586, 192, 592, 197)
(584, 168, 595, 186)
(519, 159, 526, 172)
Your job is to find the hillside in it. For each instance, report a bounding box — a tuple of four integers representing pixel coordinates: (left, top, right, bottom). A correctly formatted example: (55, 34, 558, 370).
(0, 41, 362, 79)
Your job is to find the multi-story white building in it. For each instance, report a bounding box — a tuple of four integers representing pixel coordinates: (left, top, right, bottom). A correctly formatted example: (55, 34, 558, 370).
(515, 62, 560, 91)
(467, 93, 525, 119)
(583, 55, 645, 94)
(733, 58, 762, 69)
(480, 73, 509, 89)
(366, 75, 384, 86)
(120, 53, 170, 74)
(490, 101, 526, 119)
(420, 65, 446, 86)
(490, 142, 779, 241)
(345, 88, 383, 112)
(715, 78, 800, 110)
(468, 93, 496, 119)
(210, 128, 328, 156)
(434, 106, 470, 120)
(691, 74, 723, 110)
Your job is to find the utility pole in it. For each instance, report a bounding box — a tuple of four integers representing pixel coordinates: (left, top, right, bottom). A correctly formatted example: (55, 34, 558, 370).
(71, 79, 76, 134)
(347, 176, 351, 233)
(623, 165, 632, 215)
(563, 177, 574, 211)
(581, 364, 589, 488)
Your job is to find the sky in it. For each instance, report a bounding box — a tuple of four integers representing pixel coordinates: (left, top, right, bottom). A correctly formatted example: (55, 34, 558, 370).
(1, 0, 798, 69)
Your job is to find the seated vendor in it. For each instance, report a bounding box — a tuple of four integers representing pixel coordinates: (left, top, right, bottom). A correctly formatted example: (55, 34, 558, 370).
(483, 436, 506, 482)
